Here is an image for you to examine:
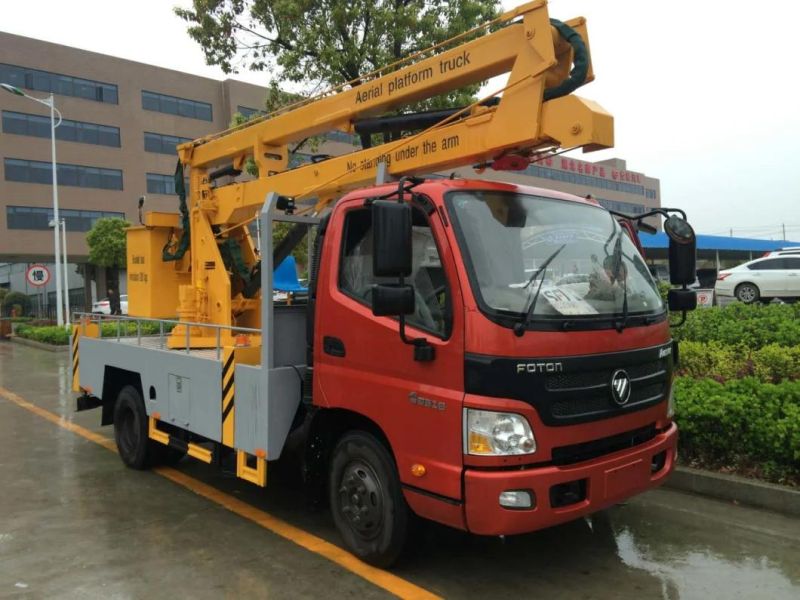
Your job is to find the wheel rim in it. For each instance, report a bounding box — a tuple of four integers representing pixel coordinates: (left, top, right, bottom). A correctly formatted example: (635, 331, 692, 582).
(117, 405, 139, 456)
(337, 460, 384, 540)
(738, 285, 756, 302)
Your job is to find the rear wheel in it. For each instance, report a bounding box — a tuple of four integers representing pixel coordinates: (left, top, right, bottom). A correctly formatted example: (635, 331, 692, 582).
(329, 431, 409, 567)
(735, 283, 760, 304)
(113, 385, 185, 469)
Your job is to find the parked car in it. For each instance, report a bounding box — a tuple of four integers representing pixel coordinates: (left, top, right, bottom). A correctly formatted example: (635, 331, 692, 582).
(764, 246, 800, 258)
(715, 256, 800, 303)
(92, 295, 128, 315)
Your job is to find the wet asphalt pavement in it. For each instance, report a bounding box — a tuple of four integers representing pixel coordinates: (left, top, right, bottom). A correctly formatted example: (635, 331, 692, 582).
(0, 340, 798, 599)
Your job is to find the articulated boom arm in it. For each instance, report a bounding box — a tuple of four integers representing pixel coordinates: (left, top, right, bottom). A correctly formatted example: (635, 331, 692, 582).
(159, 0, 614, 345)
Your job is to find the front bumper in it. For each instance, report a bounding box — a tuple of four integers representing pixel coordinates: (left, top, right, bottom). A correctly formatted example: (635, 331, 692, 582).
(463, 422, 677, 535)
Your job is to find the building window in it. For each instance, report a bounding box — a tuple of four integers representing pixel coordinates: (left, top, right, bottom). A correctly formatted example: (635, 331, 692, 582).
(142, 91, 212, 121)
(525, 164, 646, 196)
(236, 105, 264, 119)
(6, 205, 125, 232)
(144, 132, 192, 155)
(147, 173, 180, 195)
(594, 197, 646, 215)
(4, 158, 123, 190)
(0, 63, 117, 104)
(325, 130, 356, 144)
(2, 111, 120, 147)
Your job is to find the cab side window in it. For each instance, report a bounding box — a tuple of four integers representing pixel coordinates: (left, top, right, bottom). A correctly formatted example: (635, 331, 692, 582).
(339, 206, 450, 338)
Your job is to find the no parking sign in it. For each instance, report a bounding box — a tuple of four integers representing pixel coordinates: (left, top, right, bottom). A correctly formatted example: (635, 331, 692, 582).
(696, 288, 714, 308)
(26, 264, 51, 287)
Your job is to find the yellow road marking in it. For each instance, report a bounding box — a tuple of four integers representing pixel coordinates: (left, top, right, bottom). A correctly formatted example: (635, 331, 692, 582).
(0, 386, 440, 600)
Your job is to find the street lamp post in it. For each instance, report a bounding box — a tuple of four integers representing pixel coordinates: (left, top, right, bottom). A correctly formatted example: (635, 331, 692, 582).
(61, 219, 70, 326)
(1, 83, 64, 326)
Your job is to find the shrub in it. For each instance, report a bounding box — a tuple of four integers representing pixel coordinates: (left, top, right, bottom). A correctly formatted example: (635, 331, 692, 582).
(677, 341, 800, 383)
(752, 344, 800, 383)
(674, 377, 800, 481)
(2, 291, 32, 317)
(15, 324, 70, 345)
(673, 303, 800, 348)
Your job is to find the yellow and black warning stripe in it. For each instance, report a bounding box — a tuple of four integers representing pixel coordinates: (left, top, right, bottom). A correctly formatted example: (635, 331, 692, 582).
(71, 326, 80, 391)
(148, 417, 212, 463)
(221, 348, 235, 447)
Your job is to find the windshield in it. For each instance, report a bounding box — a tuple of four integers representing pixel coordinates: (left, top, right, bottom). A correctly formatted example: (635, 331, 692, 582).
(446, 190, 663, 325)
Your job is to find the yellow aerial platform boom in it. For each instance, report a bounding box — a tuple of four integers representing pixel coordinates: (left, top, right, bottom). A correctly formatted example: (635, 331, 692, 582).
(127, 0, 613, 348)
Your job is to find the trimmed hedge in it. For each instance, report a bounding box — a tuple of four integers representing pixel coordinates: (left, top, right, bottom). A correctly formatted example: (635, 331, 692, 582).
(15, 321, 175, 346)
(673, 303, 800, 348)
(677, 341, 800, 383)
(674, 377, 800, 481)
(15, 325, 70, 345)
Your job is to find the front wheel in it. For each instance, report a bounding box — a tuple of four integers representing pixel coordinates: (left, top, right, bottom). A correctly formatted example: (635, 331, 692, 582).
(329, 431, 409, 567)
(735, 283, 760, 304)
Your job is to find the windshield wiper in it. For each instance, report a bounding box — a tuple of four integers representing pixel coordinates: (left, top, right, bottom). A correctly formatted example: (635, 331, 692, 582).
(513, 244, 566, 337)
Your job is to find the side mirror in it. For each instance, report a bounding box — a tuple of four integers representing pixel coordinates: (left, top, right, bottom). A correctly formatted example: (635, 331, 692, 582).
(372, 200, 412, 277)
(372, 284, 415, 316)
(667, 288, 697, 312)
(665, 216, 696, 285)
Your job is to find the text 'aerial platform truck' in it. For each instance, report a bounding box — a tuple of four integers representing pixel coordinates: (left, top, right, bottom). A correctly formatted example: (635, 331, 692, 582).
(72, 0, 698, 566)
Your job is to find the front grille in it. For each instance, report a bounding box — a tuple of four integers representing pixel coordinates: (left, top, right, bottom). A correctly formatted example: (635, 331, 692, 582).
(551, 424, 657, 466)
(464, 343, 674, 427)
(545, 359, 667, 422)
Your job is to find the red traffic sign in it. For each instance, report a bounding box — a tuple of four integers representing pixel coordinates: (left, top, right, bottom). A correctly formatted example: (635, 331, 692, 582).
(26, 264, 51, 287)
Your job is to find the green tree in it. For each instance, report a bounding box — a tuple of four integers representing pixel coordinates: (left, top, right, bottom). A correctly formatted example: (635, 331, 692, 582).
(86, 217, 130, 291)
(176, 0, 500, 110)
(2, 291, 31, 317)
(87, 218, 130, 267)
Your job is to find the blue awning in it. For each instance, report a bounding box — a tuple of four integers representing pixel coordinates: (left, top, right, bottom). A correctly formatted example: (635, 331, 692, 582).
(640, 232, 800, 252)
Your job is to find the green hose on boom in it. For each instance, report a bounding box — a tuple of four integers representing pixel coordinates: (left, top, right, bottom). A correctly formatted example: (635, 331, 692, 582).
(162, 160, 191, 262)
(544, 19, 590, 102)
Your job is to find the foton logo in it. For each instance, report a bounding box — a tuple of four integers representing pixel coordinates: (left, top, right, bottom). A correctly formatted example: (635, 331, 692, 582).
(516, 362, 563, 374)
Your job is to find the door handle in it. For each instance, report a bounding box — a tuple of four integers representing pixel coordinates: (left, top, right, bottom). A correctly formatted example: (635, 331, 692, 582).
(323, 336, 346, 357)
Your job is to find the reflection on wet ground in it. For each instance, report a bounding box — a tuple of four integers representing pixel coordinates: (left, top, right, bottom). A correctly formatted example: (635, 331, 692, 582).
(1, 341, 798, 599)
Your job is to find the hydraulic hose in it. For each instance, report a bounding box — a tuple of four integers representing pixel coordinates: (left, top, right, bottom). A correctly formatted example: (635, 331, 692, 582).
(544, 19, 590, 102)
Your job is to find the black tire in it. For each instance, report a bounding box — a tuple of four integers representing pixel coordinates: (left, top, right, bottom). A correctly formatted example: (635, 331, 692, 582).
(735, 282, 760, 304)
(113, 385, 152, 469)
(113, 385, 186, 469)
(329, 431, 409, 567)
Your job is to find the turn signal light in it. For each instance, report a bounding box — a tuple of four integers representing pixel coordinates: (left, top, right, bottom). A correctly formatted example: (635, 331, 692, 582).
(411, 464, 426, 477)
(468, 432, 493, 454)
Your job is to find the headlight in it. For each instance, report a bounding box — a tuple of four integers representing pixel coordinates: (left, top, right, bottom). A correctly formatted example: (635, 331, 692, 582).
(464, 409, 536, 456)
(667, 385, 675, 418)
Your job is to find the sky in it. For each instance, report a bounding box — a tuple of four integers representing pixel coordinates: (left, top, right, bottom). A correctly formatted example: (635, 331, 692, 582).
(1, 0, 799, 238)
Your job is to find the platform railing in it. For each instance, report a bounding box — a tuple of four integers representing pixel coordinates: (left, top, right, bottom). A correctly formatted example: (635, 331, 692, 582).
(72, 312, 260, 360)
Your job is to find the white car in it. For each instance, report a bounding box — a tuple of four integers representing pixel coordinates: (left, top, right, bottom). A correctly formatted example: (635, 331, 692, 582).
(715, 257, 800, 303)
(92, 295, 128, 315)
(764, 247, 800, 258)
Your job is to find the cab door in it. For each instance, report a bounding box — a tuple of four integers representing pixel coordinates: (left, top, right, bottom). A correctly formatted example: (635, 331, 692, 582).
(314, 197, 465, 502)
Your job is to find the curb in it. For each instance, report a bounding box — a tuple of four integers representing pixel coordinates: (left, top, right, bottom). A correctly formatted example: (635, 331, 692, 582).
(9, 336, 69, 353)
(665, 465, 800, 517)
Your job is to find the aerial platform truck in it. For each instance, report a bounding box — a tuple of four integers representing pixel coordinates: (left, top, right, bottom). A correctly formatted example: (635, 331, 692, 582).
(72, 0, 698, 566)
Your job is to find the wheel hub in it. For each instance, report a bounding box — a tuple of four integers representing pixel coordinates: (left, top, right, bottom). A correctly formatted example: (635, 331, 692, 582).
(338, 460, 384, 538)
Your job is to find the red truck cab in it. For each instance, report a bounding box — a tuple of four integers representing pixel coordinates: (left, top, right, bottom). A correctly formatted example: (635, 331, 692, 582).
(307, 178, 678, 565)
